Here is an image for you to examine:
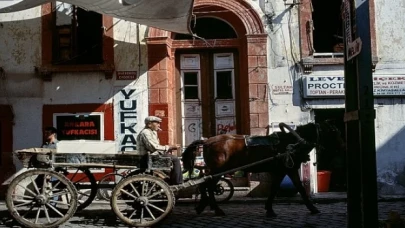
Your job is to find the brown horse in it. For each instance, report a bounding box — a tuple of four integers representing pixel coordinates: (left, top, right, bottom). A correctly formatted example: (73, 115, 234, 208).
(181, 121, 345, 217)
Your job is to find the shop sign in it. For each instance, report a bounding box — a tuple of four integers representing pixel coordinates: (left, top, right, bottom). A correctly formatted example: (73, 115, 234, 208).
(304, 76, 345, 98)
(55, 114, 102, 140)
(116, 89, 138, 151)
(304, 75, 405, 98)
(373, 76, 405, 96)
(116, 71, 137, 80)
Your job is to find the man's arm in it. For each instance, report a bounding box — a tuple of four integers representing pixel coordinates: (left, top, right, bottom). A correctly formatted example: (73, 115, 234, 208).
(139, 130, 169, 155)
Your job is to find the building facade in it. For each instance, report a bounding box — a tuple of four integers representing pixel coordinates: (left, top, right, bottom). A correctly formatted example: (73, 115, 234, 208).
(0, 0, 404, 197)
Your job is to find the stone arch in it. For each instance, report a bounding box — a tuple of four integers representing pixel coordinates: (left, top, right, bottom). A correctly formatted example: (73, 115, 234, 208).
(148, 0, 265, 38)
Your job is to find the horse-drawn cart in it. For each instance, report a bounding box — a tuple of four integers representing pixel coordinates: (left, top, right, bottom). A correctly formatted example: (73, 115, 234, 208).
(4, 123, 324, 227)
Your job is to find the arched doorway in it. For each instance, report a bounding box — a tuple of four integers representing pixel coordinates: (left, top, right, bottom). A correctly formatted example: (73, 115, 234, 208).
(146, 0, 268, 148)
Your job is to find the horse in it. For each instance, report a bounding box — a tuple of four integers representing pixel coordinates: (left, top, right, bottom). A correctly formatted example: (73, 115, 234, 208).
(181, 120, 345, 217)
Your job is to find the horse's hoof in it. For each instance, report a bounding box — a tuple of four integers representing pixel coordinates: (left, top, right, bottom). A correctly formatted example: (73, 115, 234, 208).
(266, 211, 277, 218)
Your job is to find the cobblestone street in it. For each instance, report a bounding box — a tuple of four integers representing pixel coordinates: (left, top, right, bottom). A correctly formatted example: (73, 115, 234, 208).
(1, 199, 404, 228)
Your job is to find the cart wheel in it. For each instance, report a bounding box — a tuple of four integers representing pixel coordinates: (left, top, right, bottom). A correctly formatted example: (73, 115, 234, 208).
(6, 169, 78, 228)
(97, 173, 125, 201)
(111, 174, 174, 227)
(56, 167, 97, 211)
(195, 177, 234, 203)
(213, 178, 234, 203)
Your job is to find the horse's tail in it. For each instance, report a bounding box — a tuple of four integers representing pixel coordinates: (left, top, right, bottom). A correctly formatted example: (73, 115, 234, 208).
(181, 139, 205, 177)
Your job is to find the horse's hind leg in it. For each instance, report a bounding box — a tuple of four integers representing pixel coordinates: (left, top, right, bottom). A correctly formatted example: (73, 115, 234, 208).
(287, 170, 320, 214)
(195, 182, 209, 214)
(207, 177, 225, 216)
(265, 172, 284, 218)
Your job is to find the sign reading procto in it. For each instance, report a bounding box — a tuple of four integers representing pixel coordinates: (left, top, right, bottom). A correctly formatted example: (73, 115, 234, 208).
(304, 75, 405, 98)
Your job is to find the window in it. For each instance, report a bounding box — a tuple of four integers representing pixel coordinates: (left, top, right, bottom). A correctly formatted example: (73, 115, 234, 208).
(183, 72, 199, 99)
(53, 2, 103, 65)
(215, 71, 233, 99)
(311, 0, 343, 54)
(175, 17, 237, 40)
(53, 113, 104, 140)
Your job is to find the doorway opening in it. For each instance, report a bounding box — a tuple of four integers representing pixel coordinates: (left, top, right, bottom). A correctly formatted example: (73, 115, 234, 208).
(314, 108, 346, 192)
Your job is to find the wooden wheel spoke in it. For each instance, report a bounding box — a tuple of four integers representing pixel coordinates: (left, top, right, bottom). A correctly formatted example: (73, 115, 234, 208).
(146, 183, 157, 196)
(29, 176, 40, 194)
(148, 199, 168, 203)
(140, 208, 144, 223)
(12, 194, 34, 200)
(51, 190, 70, 198)
(129, 183, 141, 197)
(147, 190, 164, 199)
(49, 199, 71, 206)
(42, 205, 51, 223)
(51, 180, 62, 190)
(21, 204, 36, 219)
(15, 201, 33, 208)
(16, 184, 37, 198)
(120, 188, 137, 200)
(147, 203, 165, 213)
(145, 206, 157, 220)
(46, 203, 65, 217)
(35, 208, 41, 224)
(128, 209, 138, 219)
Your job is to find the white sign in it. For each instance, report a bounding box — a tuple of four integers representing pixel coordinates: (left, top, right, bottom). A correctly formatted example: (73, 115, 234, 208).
(272, 85, 293, 95)
(304, 75, 405, 98)
(373, 76, 405, 96)
(114, 88, 139, 151)
(304, 76, 345, 98)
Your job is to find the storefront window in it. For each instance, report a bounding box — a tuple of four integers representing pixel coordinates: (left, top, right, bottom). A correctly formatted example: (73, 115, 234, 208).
(53, 113, 104, 140)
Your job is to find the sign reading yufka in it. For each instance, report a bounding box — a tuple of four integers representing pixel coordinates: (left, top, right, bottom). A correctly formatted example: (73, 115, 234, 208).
(54, 113, 103, 140)
(304, 75, 405, 98)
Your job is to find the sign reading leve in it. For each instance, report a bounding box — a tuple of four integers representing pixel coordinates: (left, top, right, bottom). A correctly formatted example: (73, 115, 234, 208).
(54, 114, 103, 140)
(304, 75, 405, 98)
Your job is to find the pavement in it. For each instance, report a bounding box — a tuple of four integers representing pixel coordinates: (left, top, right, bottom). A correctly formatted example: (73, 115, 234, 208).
(0, 192, 404, 228)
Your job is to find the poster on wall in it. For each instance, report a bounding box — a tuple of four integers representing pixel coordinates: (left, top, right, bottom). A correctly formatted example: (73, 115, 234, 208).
(54, 114, 102, 140)
(114, 86, 148, 152)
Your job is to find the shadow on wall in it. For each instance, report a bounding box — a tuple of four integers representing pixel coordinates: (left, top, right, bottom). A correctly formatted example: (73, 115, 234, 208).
(376, 125, 405, 195)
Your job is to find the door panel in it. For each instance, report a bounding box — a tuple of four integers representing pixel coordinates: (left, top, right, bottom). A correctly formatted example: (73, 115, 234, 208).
(180, 54, 202, 148)
(213, 53, 236, 135)
(179, 52, 237, 146)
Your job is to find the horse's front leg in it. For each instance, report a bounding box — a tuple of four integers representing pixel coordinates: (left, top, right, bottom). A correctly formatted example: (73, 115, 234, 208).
(287, 170, 320, 214)
(195, 182, 209, 214)
(207, 177, 225, 216)
(265, 172, 284, 218)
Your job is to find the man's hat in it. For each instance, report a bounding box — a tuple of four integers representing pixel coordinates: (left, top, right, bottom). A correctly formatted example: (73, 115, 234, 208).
(145, 116, 162, 124)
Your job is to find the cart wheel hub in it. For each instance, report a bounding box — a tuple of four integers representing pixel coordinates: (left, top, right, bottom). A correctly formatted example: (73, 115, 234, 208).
(35, 195, 49, 205)
(136, 197, 149, 206)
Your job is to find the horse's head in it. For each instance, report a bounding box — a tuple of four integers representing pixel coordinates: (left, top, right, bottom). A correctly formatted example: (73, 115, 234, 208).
(316, 119, 346, 153)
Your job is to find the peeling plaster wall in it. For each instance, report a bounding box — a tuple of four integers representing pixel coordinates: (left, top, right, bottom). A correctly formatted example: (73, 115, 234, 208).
(263, 0, 405, 195)
(0, 7, 43, 149)
(373, 0, 405, 195)
(0, 12, 149, 151)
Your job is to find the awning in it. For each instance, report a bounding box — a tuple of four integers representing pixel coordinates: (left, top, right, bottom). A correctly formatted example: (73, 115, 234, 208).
(0, 0, 194, 34)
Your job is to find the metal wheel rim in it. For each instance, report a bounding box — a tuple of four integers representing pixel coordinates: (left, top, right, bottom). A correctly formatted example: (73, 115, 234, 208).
(6, 169, 78, 228)
(110, 174, 174, 227)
